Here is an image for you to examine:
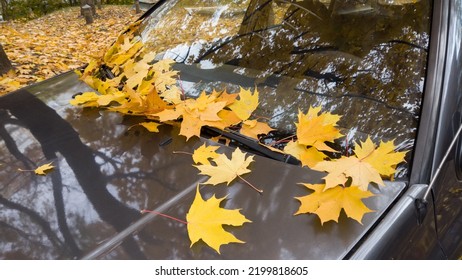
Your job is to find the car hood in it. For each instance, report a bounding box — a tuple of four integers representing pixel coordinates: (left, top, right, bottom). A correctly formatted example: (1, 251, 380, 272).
(0, 71, 406, 259)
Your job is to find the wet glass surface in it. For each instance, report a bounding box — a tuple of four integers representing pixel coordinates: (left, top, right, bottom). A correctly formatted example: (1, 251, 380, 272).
(0, 0, 433, 259)
(141, 0, 432, 176)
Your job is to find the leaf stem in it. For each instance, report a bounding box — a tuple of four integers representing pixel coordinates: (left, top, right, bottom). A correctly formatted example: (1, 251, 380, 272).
(273, 134, 296, 145)
(172, 151, 193, 156)
(237, 174, 263, 194)
(254, 115, 271, 121)
(17, 168, 34, 172)
(178, 74, 186, 100)
(140, 209, 188, 224)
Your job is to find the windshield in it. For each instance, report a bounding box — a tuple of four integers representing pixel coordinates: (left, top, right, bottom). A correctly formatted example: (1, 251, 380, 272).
(139, 0, 431, 174)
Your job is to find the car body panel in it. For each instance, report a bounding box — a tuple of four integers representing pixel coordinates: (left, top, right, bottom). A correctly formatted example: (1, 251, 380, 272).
(2, 0, 462, 260)
(0, 71, 405, 259)
(350, 0, 462, 259)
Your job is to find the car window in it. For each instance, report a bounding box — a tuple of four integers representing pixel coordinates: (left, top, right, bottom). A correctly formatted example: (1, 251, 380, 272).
(139, 0, 432, 176)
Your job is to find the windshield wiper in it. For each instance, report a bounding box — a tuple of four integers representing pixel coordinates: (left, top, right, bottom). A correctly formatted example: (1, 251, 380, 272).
(203, 126, 301, 165)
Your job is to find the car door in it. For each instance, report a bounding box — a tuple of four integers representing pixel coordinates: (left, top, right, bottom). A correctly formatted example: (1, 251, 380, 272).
(350, 0, 462, 259)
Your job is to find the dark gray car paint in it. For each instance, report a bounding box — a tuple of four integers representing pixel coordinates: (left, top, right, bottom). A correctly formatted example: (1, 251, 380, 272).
(2, 0, 462, 260)
(0, 71, 405, 259)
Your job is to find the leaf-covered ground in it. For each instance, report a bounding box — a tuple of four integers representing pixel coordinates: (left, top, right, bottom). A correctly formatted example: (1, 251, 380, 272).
(0, 5, 139, 95)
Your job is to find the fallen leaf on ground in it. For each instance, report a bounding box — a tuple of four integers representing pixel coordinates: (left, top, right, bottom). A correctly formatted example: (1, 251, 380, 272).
(0, 5, 138, 95)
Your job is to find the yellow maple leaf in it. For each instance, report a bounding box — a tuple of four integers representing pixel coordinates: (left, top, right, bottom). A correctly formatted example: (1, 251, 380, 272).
(91, 76, 119, 96)
(155, 106, 184, 122)
(188, 93, 226, 121)
(313, 137, 406, 191)
(194, 148, 254, 186)
(354, 137, 407, 177)
(159, 87, 182, 104)
(296, 107, 343, 152)
(69, 92, 100, 107)
(154, 91, 227, 140)
(124, 62, 151, 90)
(313, 155, 384, 191)
(140, 88, 169, 114)
(138, 122, 161, 133)
(283, 141, 326, 168)
(106, 39, 143, 67)
(294, 183, 374, 225)
(240, 119, 274, 139)
(228, 87, 259, 121)
(192, 143, 220, 165)
(96, 92, 127, 107)
(212, 89, 238, 106)
(217, 110, 242, 127)
(113, 88, 168, 116)
(186, 186, 251, 254)
(19, 163, 55, 176)
(34, 163, 55, 175)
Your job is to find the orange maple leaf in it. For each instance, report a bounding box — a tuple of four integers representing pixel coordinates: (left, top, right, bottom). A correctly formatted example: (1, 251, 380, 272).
(106, 87, 167, 116)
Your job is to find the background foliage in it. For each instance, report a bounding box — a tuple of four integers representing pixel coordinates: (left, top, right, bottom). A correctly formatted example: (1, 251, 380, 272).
(0, 0, 133, 20)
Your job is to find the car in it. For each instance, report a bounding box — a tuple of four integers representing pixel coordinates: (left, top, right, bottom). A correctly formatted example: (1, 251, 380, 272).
(0, 0, 461, 260)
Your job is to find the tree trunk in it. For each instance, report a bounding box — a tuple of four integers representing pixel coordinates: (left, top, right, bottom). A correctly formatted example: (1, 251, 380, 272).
(0, 0, 8, 21)
(0, 44, 13, 75)
(0, 90, 146, 259)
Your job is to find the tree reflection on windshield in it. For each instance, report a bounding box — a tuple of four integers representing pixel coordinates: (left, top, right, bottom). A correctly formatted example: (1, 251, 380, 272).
(141, 0, 431, 175)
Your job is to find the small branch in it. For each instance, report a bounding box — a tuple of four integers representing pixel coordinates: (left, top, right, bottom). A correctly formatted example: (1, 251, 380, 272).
(237, 174, 263, 194)
(140, 209, 188, 225)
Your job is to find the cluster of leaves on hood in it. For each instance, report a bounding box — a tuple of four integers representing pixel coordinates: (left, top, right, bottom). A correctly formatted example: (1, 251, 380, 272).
(71, 19, 273, 142)
(0, 5, 138, 95)
(70, 19, 407, 254)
